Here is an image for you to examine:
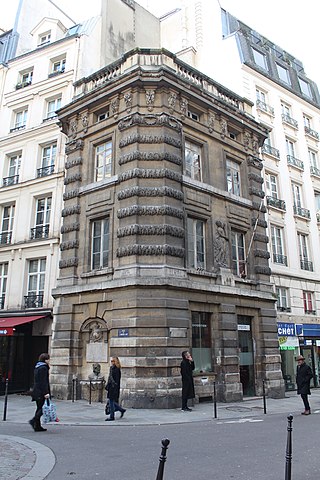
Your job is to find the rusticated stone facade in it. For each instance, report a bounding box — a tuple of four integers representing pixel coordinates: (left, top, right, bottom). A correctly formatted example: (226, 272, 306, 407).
(51, 49, 285, 407)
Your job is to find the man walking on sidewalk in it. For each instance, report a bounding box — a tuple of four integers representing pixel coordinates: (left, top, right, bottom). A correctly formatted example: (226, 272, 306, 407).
(296, 355, 313, 415)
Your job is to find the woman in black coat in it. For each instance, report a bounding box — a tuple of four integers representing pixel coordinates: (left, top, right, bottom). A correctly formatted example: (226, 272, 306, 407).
(29, 353, 51, 431)
(180, 350, 195, 411)
(105, 356, 126, 421)
(296, 355, 313, 415)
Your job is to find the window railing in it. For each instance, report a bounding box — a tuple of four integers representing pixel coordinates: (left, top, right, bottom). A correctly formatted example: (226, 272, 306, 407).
(43, 115, 58, 122)
(2, 175, 19, 186)
(266, 196, 286, 210)
(304, 309, 316, 315)
(48, 67, 65, 78)
(300, 258, 313, 271)
(273, 253, 288, 265)
(277, 306, 291, 312)
(256, 99, 275, 116)
(287, 155, 304, 170)
(310, 165, 320, 177)
(37, 165, 55, 177)
(0, 294, 5, 309)
(30, 224, 49, 240)
(316, 212, 320, 223)
(10, 125, 26, 133)
(24, 294, 44, 308)
(0, 231, 12, 244)
(261, 144, 280, 158)
(282, 113, 298, 129)
(15, 80, 32, 90)
(293, 205, 310, 219)
(304, 126, 319, 140)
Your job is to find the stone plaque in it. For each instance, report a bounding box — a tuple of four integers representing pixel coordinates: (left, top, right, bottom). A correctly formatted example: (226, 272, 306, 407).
(169, 328, 187, 338)
(86, 342, 108, 362)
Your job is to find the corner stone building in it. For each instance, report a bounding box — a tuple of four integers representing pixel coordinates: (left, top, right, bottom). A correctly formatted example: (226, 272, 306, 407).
(52, 49, 285, 407)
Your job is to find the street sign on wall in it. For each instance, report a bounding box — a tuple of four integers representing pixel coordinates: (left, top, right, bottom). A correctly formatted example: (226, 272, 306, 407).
(0, 327, 14, 336)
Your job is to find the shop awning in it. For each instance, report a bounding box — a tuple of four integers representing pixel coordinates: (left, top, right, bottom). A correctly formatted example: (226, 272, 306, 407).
(0, 315, 48, 336)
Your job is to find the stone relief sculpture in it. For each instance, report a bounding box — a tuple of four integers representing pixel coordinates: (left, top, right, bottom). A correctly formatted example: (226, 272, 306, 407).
(145, 89, 155, 111)
(110, 96, 120, 118)
(89, 322, 103, 342)
(180, 97, 188, 118)
(213, 220, 229, 268)
(168, 92, 177, 113)
(124, 92, 132, 112)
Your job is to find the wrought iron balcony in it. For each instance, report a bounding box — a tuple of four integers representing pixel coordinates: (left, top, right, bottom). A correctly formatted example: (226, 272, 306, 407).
(304, 125, 319, 140)
(256, 99, 275, 116)
(300, 258, 313, 271)
(266, 196, 286, 210)
(310, 165, 320, 177)
(261, 144, 280, 158)
(10, 125, 26, 133)
(277, 306, 291, 312)
(43, 114, 58, 122)
(304, 309, 316, 315)
(37, 165, 55, 177)
(0, 231, 12, 244)
(273, 253, 288, 265)
(15, 80, 32, 90)
(24, 294, 44, 308)
(48, 67, 65, 78)
(30, 224, 49, 240)
(282, 113, 298, 129)
(317, 212, 320, 223)
(2, 175, 19, 187)
(293, 205, 310, 219)
(0, 295, 5, 309)
(287, 155, 304, 170)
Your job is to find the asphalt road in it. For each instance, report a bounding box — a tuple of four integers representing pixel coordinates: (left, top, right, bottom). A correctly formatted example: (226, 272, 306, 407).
(1, 414, 318, 479)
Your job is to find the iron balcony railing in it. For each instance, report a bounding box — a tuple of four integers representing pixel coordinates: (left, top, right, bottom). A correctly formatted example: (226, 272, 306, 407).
(256, 99, 275, 116)
(304, 125, 319, 140)
(37, 165, 55, 177)
(287, 155, 304, 170)
(281, 113, 298, 129)
(24, 294, 44, 308)
(0, 231, 12, 244)
(300, 258, 313, 271)
(310, 165, 320, 177)
(10, 125, 26, 133)
(277, 306, 291, 312)
(48, 67, 65, 78)
(0, 295, 5, 309)
(266, 196, 286, 210)
(304, 309, 316, 315)
(2, 175, 19, 186)
(15, 80, 32, 90)
(30, 225, 49, 240)
(273, 253, 288, 265)
(317, 212, 320, 223)
(261, 143, 280, 158)
(293, 205, 310, 219)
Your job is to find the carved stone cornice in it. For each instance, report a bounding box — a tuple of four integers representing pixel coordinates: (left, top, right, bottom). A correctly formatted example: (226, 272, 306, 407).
(252, 201, 267, 213)
(118, 168, 182, 183)
(63, 189, 80, 201)
(65, 157, 83, 169)
(247, 155, 263, 170)
(65, 139, 84, 154)
(61, 222, 80, 234)
(253, 233, 269, 243)
(249, 186, 265, 198)
(118, 112, 182, 132)
(117, 205, 184, 219)
(117, 186, 183, 201)
(117, 224, 185, 238)
(119, 133, 181, 148)
(59, 257, 79, 268)
(60, 240, 79, 251)
(254, 265, 271, 275)
(62, 205, 81, 217)
(248, 172, 264, 184)
(119, 151, 182, 166)
(64, 173, 82, 185)
(254, 249, 270, 259)
(117, 244, 185, 258)
(251, 217, 268, 228)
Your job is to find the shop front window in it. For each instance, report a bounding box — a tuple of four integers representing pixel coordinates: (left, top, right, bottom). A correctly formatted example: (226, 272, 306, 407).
(191, 312, 212, 373)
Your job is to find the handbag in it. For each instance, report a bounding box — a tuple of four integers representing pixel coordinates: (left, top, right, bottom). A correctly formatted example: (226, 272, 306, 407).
(105, 399, 110, 416)
(42, 398, 57, 423)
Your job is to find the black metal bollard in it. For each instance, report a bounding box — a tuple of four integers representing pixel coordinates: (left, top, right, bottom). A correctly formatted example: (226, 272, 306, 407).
(213, 381, 217, 419)
(155, 438, 170, 480)
(72, 377, 77, 402)
(285, 414, 293, 480)
(262, 380, 267, 414)
(2, 378, 9, 421)
(89, 380, 92, 405)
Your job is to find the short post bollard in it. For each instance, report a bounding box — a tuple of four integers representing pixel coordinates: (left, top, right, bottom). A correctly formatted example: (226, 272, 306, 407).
(213, 381, 217, 419)
(2, 378, 9, 421)
(155, 438, 170, 480)
(72, 376, 77, 402)
(89, 380, 92, 405)
(285, 414, 293, 480)
(262, 379, 267, 414)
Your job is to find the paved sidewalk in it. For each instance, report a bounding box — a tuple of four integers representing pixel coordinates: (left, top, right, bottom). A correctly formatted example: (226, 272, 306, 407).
(1, 389, 320, 479)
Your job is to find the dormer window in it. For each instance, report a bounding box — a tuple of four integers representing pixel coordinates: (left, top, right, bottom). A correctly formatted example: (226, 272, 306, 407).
(16, 69, 33, 89)
(38, 31, 51, 46)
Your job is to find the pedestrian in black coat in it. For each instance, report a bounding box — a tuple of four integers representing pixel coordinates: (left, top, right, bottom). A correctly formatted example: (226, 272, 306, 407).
(29, 353, 51, 431)
(180, 350, 195, 412)
(105, 356, 126, 421)
(296, 355, 313, 415)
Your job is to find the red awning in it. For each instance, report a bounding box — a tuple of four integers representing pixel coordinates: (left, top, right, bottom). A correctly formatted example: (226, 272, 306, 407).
(0, 315, 48, 328)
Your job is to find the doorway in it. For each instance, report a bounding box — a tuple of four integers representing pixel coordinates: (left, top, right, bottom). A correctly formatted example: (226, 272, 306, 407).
(238, 316, 255, 396)
(300, 345, 317, 388)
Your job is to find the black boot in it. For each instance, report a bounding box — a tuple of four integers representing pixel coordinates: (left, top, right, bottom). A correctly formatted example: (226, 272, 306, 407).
(29, 418, 36, 430)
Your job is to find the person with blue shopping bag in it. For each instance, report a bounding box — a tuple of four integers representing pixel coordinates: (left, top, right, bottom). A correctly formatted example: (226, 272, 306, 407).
(29, 353, 51, 432)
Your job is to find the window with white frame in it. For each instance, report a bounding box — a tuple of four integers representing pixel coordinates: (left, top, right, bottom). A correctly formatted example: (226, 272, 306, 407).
(309, 150, 318, 169)
(0, 204, 15, 245)
(281, 103, 291, 117)
(31, 197, 51, 239)
(26, 258, 46, 307)
(270, 225, 287, 265)
(286, 138, 296, 157)
(256, 88, 266, 103)
(252, 48, 268, 70)
(303, 291, 315, 314)
(11, 108, 28, 131)
(303, 115, 311, 129)
(50, 56, 66, 76)
(187, 217, 205, 269)
(314, 192, 320, 212)
(299, 78, 312, 98)
(276, 286, 290, 311)
(0, 262, 8, 309)
(95, 141, 112, 181)
(38, 31, 51, 46)
(276, 64, 291, 84)
(265, 172, 279, 199)
(38, 143, 56, 177)
(185, 141, 201, 181)
(3, 153, 21, 186)
(91, 217, 110, 270)
(17, 68, 33, 88)
(45, 97, 61, 120)
(226, 159, 241, 195)
(292, 183, 302, 209)
(231, 230, 246, 277)
(298, 233, 313, 271)
(191, 312, 212, 373)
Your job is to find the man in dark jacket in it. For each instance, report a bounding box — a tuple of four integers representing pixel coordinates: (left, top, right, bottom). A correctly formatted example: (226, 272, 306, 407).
(29, 353, 51, 431)
(296, 354, 313, 415)
(180, 350, 195, 412)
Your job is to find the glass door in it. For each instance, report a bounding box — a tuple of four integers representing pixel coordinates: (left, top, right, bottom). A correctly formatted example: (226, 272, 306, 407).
(238, 316, 255, 396)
